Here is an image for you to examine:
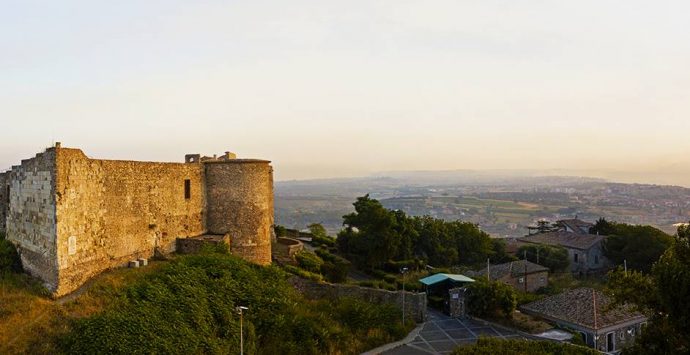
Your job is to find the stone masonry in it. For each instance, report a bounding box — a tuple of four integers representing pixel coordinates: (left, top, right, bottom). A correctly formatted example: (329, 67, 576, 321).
(291, 277, 428, 323)
(0, 144, 274, 296)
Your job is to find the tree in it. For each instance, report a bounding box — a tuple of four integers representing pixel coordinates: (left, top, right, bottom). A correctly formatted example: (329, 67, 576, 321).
(466, 278, 517, 319)
(337, 195, 508, 269)
(597, 219, 673, 272)
(337, 195, 402, 269)
(517, 244, 569, 272)
(606, 222, 690, 353)
(307, 223, 328, 238)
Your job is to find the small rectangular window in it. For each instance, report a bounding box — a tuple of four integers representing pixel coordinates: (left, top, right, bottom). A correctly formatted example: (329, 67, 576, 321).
(574, 253, 579, 263)
(184, 179, 191, 199)
(518, 277, 524, 284)
(595, 255, 599, 264)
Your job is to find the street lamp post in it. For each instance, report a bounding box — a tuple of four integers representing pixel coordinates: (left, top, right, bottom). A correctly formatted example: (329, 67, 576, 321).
(401, 267, 409, 325)
(236, 306, 248, 355)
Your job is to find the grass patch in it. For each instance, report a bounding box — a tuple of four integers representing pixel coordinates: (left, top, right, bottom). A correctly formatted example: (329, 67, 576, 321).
(486, 310, 552, 334)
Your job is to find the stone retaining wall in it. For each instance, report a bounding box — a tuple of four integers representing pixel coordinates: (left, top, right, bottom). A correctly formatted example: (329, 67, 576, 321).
(291, 277, 427, 323)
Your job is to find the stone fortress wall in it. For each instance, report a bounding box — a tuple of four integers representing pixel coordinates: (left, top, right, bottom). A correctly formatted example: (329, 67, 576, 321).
(2, 150, 59, 290)
(0, 172, 8, 234)
(53, 148, 208, 295)
(0, 144, 274, 296)
(205, 161, 274, 265)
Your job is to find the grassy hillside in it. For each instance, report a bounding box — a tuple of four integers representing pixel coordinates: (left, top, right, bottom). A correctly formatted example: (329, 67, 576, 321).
(1, 250, 412, 354)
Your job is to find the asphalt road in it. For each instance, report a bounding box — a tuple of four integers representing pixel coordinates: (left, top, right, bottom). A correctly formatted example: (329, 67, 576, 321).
(381, 309, 526, 355)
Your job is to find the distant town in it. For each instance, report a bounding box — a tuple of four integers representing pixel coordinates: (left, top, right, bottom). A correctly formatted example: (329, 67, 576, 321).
(276, 173, 690, 237)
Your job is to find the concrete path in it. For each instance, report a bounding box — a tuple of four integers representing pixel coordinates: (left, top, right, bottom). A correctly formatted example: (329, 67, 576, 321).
(376, 308, 526, 355)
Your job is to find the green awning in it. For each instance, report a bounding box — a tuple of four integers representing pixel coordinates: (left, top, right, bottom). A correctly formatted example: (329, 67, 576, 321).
(419, 273, 475, 286)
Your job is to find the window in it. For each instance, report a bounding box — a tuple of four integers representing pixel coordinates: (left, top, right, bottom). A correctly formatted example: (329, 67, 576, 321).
(518, 277, 524, 284)
(574, 253, 579, 263)
(606, 332, 615, 352)
(5, 185, 9, 204)
(540, 277, 545, 284)
(595, 255, 599, 264)
(184, 179, 191, 199)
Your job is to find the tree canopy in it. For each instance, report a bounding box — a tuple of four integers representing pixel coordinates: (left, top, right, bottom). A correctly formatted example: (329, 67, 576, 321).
(517, 244, 569, 272)
(466, 278, 517, 319)
(594, 218, 673, 272)
(606, 222, 690, 354)
(336, 195, 511, 269)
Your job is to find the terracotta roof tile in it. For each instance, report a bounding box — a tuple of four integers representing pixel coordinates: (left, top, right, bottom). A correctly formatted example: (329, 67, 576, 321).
(520, 288, 645, 330)
(518, 231, 603, 250)
(467, 260, 548, 280)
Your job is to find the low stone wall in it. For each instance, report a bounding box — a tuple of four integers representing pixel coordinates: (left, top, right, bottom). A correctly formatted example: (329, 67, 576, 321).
(277, 237, 304, 258)
(177, 235, 230, 254)
(291, 277, 427, 323)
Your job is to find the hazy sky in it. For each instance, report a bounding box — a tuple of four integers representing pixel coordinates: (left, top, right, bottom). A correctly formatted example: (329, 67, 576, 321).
(2, 1, 690, 185)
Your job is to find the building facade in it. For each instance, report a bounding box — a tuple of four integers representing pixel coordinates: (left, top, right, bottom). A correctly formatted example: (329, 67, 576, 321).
(0, 144, 274, 296)
(521, 288, 646, 353)
(467, 260, 549, 292)
(518, 231, 608, 274)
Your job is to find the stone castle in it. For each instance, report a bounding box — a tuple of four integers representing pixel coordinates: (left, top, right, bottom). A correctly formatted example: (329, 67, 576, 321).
(0, 143, 274, 296)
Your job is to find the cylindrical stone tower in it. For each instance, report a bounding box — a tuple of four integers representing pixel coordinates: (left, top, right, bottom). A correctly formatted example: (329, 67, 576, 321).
(204, 159, 273, 265)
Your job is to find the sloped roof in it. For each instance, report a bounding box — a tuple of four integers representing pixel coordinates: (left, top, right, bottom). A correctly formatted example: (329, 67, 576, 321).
(558, 219, 594, 235)
(518, 231, 603, 250)
(466, 260, 548, 280)
(520, 288, 645, 331)
(419, 273, 475, 286)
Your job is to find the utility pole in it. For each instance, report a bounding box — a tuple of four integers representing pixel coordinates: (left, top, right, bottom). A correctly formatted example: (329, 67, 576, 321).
(524, 260, 528, 292)
(236, 306, 248, 355)
(486, 258, 490, 281)
(401, 267, 408, 325)
(624, 260, 628, 276)
(592, 289, 598, 330)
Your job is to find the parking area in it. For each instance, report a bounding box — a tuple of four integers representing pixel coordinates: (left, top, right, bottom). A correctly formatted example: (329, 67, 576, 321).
(382, 309, 526, 355)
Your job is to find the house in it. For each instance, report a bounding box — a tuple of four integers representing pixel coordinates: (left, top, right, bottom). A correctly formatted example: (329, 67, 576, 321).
(517, 231, 608, 274)
(556, 218, 594, 235)
(466, 260, 549, 292)
(521, 288, 647, 353)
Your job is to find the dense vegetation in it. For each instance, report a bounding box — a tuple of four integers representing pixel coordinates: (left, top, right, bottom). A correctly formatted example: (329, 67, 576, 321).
(465, 278, 517, 319)
(594, 218, 673, 272)
(294, 248, 350, 283)
(336, 195, 513, 269)
(57, 250, 410, 354)
(517, 244, 569, 272)
(606, 222, 690, 354)
(0, 233, 22, 273)
(452, 337, 598, 355)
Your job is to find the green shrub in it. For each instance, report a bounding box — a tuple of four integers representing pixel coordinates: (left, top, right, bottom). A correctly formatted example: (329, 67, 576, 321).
(295, 251, 324, 273)
(312, 249, 350, 283)
(357, 281, 375, 288)
(283, 265, 323, 283)
(452, 337, 598, 354)
(59, 253, 411, 354)
(383, 274, 397, 284)
(370, 269, 388, 279)
(0, 236, 23, 273)
(466, 278, 517, 319)
(311, 235, 336, 248)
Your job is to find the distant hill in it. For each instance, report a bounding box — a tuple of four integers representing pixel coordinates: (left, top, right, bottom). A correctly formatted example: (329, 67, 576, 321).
(276, 172, 690, 237)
